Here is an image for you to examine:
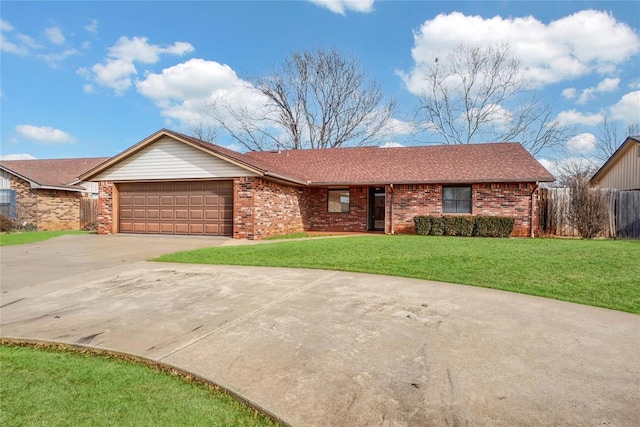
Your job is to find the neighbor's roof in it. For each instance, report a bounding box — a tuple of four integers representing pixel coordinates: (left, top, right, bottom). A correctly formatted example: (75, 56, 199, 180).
(590, 136, 640, 185)
(0, 157, 110, 191)
(247, 142, 555, 185)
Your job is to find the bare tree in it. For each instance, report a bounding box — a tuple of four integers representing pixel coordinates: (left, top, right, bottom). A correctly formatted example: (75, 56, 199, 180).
(189, 121, 219, 143)
(204, 48, 396, 151)
(595, 116, 639, 163)
(415, 44, 570, 156)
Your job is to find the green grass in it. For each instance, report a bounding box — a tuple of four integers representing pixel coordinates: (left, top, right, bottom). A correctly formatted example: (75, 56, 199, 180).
(0, 343, 279, 427)
(155, 235, 640, 314)
(0, 230, 87, 246)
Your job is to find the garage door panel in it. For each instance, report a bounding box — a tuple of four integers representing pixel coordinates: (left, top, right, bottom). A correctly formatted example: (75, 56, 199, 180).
(190, 195, 204, 206)
(146, 223, 160, 233)
(205, 210, 219, 220)
(118, 180, 233, 236)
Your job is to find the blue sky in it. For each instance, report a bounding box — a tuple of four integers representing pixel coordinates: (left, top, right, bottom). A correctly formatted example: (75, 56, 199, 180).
(1, 0, 639, 172)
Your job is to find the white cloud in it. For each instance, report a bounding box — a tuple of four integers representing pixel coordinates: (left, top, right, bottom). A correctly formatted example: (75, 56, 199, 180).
(90, 36, 194, 95)
(0, 153, 36, 160)
(400, 10, 640, 94)
(83, 84, 96, 94)
(16, 33, 42, 50)
(309, 0, 374, 15)
(576, 77, 620, 104)
(37, 48, 79, 67)
(567, 133, 597, 152)
(15, 125, 75, 144)
(556, 109, 604, 126)
(0, 20, 14, 32)
(380, 141, 404, 148)
(84, 19, 98, 34)
(136, 58, 263, 125)
(562, 88, 577, 99)
(609, 91, 640, 123)
(45, 26, 65, 45)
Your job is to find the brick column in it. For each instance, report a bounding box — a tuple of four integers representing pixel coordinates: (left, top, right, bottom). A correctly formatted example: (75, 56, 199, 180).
(97, 181, 114, 235)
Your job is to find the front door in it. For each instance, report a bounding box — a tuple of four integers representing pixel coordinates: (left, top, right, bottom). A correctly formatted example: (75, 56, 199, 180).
(368, 187, 385, 231)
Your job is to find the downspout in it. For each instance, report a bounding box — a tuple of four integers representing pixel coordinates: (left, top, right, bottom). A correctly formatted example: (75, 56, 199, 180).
(389, 184, 394, 235)
(530, 183, 538, 238)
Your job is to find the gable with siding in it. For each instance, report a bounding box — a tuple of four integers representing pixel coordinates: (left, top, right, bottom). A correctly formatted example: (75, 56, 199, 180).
(591, 137, 640, 191)
(92, 136, 259, 181)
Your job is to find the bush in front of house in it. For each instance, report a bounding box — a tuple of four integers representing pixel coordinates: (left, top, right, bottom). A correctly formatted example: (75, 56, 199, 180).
(414, 215, 515, 237)
(0, 214, 15, 232)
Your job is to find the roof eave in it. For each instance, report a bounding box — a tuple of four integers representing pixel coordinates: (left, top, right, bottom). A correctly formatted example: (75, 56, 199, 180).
(309, 177, 554, 186)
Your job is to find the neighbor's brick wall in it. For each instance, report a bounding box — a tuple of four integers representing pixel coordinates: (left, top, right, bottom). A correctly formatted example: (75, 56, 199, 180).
(390, 182, 536, 237)
(300, 187, 368, 232)
(233, 177, 305, 240)
(97, 181, 114, 235)
(35, 189, 80, 230)
(10, 175, 37, 226)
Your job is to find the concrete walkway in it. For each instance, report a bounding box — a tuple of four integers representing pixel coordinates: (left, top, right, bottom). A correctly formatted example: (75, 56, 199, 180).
(1, 236, 639, 426)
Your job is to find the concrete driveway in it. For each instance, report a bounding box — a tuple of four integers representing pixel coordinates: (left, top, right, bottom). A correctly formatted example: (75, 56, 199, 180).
(1, 235, 639, 426)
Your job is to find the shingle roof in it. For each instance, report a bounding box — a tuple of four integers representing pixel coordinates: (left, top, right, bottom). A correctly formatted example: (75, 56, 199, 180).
(0, 157, 110, 190)
(246, 143, 555, 185)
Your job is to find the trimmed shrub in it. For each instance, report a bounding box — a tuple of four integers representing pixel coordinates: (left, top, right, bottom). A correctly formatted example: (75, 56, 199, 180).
(473, 216, 515, 238)
(414, 215, 515, 238)
(443, 216, 475, 236)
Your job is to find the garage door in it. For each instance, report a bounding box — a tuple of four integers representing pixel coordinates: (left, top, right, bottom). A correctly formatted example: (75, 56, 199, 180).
(118, 181, 233, 236)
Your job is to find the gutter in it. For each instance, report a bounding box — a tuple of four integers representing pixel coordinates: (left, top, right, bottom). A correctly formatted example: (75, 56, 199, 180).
(530, 183, 538, 238)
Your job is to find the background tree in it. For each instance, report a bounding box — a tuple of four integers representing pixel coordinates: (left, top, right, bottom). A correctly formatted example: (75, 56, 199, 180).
(595, 116, 639, 163)
(202, 48, 396, 151)
(415, 44, 570, 156)
(567, 174, 609, 239)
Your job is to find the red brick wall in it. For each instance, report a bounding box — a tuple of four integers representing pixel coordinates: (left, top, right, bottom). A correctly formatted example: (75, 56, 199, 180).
(390, 182, 537, 237)
(473, 183, 536, 237)
(389, 184, 442, 234)
(97, 181, 114, 235)
(234, 177, 305, 239)
(300, 187, 368, 232)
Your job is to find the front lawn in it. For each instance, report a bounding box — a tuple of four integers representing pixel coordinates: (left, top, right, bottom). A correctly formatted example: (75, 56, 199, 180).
(0, 343, 279, 427)
(0, 230, 87, 246)
(155, 235, 640, 314)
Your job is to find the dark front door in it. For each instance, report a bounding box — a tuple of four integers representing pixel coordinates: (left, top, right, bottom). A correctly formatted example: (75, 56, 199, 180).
(368, 187, 386, 231)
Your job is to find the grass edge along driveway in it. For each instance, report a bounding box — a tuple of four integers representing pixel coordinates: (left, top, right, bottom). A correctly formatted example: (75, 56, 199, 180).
(155, 235, 640, 314)
(0, 230, 87, 246)
(0, 342, 280, 427)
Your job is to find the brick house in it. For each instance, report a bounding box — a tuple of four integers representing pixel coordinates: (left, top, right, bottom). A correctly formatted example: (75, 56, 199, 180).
(79, 129, 554, 239)
(0, 158, 109, 230)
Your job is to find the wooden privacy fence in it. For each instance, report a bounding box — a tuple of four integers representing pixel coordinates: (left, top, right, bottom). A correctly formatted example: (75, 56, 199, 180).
(539, 188, 640, 239)
(80, 197, 97, 230)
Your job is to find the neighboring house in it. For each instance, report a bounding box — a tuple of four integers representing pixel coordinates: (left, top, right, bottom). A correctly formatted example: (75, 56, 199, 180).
(80, 129, 554, 239)
(0, 158, 109, 230)
(590, 136, 640, 190)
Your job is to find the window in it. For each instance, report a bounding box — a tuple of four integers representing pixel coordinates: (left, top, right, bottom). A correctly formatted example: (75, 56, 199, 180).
(0, 189, 16, 218)
(328, 189, 350, 213)
(443, 186, 471, 214)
